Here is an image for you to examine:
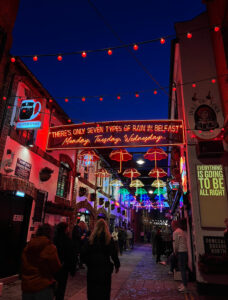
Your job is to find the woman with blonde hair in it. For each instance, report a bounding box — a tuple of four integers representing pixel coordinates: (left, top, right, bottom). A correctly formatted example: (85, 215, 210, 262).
(82, 218, 120, 300)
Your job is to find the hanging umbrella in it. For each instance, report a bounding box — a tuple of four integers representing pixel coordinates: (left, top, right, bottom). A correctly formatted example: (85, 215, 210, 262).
(135, 187, 147, 195)
(154, 188, 167, 195)
(118, 188, 130, 195)
(151, 179, 166, 188)
(78, 150, 100, 167)
(144, 147, 167, 162)
(123, 168, 141, 181)
(129, 179, 144, 188)
(148, 168, 167, 178)
(110, 179, 123, 187)
(109, 149, 132, 173)
(95, 168, 110, 178)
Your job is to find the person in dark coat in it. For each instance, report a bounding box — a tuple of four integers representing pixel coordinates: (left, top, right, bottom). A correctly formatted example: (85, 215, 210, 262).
(118, 227, 125, 255)
(154, 229, 163, 263)
(54, 222, 76, 300)
(82, 219, 120, 300)
(72, 220, 88, 269)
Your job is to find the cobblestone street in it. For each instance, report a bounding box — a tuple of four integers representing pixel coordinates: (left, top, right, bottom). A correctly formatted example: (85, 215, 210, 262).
(1, 244, 227, 300)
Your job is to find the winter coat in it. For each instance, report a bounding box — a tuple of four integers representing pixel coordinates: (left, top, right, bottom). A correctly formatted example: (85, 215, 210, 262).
(21, 236, 61, 293)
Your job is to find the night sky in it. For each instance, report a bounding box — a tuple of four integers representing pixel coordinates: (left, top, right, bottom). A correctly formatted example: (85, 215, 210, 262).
(11, 0, 205, 123)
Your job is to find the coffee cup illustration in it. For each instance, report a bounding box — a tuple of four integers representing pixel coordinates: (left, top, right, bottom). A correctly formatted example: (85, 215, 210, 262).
(19, 99, 41, 121)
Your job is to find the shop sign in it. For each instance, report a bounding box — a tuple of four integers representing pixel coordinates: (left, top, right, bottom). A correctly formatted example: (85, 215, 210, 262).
(196, 165, 228, 228)
(47, 120, 184, 150)
(13, 214, 24, 222)
(15, 158, 31, 180)
(188, 93, 223, 140)
(16, 98, 45, 130)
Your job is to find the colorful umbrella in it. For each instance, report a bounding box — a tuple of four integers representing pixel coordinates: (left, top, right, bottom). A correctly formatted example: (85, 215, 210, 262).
(110, 179, 123, 187)
(151, 179, 166, 188)
(109, 149, 132, 173)
(135, 187, 147, 195)
(154, 188, 167, 195)
(118, 188, 130, 195)
(144, 147, 167, 162)
(129, 179, 144, 188)
(78, 150, 100, 167)
(148, 168, 167, 178)
(95, 168, 110, 178)
(123, 168, 141, 180)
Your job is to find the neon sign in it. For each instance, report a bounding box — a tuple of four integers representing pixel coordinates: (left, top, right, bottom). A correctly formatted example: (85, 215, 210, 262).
(47, 120, 184, 150)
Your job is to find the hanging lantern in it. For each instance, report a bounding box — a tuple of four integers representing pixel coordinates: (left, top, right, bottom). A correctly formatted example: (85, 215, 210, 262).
(78, 150, 100, 167)
(109, 149, 132, 173)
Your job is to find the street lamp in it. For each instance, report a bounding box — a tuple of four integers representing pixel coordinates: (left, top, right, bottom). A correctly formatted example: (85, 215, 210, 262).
(136, 159, 145, 165)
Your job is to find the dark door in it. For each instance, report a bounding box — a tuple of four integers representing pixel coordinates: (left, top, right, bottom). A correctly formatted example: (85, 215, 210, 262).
(0, 191, 32, 278)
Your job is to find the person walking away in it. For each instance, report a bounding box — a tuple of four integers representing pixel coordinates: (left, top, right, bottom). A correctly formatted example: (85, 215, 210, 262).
(118, 227, 125, 255)
(54, 222, 76, 300)
(146, 231, 151, 243)
(82, 219, 120, 300)
(154, 229, 163, 263)
(224, 218, 228, 254)
(72, 220, 88, 269)
(140, 231, 144, 243)
(126, 227, 133, 250)
(171, 220, 188, 293)
(112, 226, 119, 254)
(21, 224, 61, 300)
(130, 228, 134, 249)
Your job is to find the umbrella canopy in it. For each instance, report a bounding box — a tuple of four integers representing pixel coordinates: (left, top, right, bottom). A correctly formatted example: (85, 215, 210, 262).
(118, 188, 130, 195)
(144, 147, 167, 161)
(154, 188, 166, 195)
(135, 187, 147, 195)
(151, 179, 166, 188)
(130, 179, 144, 188)
(95, 168, 110, 178)
(78, 150, 100, 167)
(123, 168, 141, 179)
(148, 168, 167, 178)
(109, 149, 132, 173)
(110, 179, 123, 187)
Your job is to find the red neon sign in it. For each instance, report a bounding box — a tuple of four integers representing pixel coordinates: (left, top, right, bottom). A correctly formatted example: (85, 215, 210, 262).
(47, 120, 185, 150)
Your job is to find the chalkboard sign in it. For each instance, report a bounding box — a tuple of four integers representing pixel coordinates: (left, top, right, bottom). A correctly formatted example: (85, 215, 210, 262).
(204, 236, 226, 255)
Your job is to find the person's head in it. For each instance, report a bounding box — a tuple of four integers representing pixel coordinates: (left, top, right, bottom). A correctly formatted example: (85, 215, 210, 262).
(36, 223, 52, 239)
(171, 220, 179, 231)
(89, 219, 111, 245)
(55, 222, 68, 236)
(224, 218, 228, 228)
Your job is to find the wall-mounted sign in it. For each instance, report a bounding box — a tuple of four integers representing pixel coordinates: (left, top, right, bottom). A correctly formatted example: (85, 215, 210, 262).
(188, 93, 223, 140)
(196, 165, 228, 228)
(15, 158, 31, 180)
(16, 98, 45, 130)
(47, 120, 184, 150)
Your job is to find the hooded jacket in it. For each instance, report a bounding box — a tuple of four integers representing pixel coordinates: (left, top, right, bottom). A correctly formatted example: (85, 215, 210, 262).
(21, 236, 61, 293)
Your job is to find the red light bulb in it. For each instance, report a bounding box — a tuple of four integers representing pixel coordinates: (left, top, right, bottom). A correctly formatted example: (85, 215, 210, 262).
(7, 106, 11, 109)
(57, 55, 63, 61)
(49, 99, 53, 103)
(99, 97, 103, 101)
(160, 38, 165, 44)
(133, 44, 139, 51)
(22, 109, 26, 113)
(68, 119, 71, 123)
(211, 78, 216, 84)
(214, 26, 220, 32)
(117, 95, 121, 100)
(82, 97, 86, 102)
(33, 56, 38, 61)
(11, 57, 16, 63)
(82, 122, 86, 125)
(187, 32, 192, 39)
(153, 90, 158, 95)
(192, 83, 196, 88)
(97, 124, 100, 127)
(65, 98, 69, 102)
(172, 87, 176, 91)
(135, 93, 139, 98)
(2, 97, 7, 101)
(81, 52, 87, 58)
(107, 49, 112, 55)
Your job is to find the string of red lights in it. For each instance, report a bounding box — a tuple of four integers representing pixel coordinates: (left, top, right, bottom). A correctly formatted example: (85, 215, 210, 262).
(2, 72, 227, 103)
(10, 24, 221, 62)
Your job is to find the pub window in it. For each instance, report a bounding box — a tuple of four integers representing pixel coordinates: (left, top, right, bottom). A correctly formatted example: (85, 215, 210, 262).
(56, 162, 70, 198)
(17, 130, 35, 146)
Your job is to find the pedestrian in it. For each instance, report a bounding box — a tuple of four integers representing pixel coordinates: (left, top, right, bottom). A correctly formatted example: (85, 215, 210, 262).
(154, 228, 163, 263)
(82, 219, 120, 300)
(111, 226, 119, 254)
(130, 228, 134, 249)
(224, 217, 228, 254)
(72, 220, 88, 269)
(146, 231, 151, 243)
(21, 223, 61, 300)
(118, 227, 125, 255)
(53, 222, 77, 300)
(171, 220, 188, 293)
(126, 227, 132, 250)
(140, 231, 144, 243)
